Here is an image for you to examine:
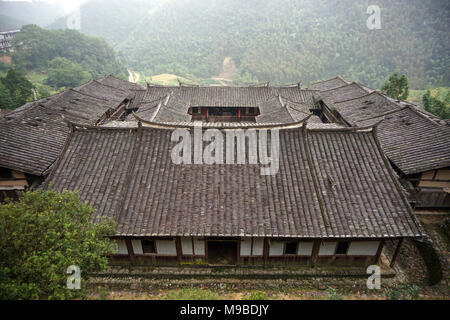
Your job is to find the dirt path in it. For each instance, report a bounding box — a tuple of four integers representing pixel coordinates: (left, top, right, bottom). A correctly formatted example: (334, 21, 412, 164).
(128, 70, 140, 84)
(211, 57, 237, 85)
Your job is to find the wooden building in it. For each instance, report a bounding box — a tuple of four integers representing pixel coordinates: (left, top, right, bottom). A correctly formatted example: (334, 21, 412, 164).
(42, 121, 425, 266)
(1, 75, 444, 267)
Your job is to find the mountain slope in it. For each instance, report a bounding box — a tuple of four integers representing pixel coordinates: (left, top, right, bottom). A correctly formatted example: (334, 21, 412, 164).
(119, 0, 449, 88)
(46, 0, 450, 89)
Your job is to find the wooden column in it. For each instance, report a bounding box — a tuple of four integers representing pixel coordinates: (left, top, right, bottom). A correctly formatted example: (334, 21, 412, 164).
(390, 238, 404, 268)
(125, 239, 136, 264)
(374, 239, 385, 264)
(263, 238, 269, 266)
(236, 238, 241, 265)
(311, 240, 320, 267)
(175, 237, 183, 262)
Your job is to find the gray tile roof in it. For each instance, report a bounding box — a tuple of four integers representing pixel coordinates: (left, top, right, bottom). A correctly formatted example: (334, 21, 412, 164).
(307, 76, 350, 91)
(358, 107, 450, 175)
(318, 82, 372, 104)
(0, 77, 137, 175)
(313, 79, 450, 175)
(45, 123, 424, 238)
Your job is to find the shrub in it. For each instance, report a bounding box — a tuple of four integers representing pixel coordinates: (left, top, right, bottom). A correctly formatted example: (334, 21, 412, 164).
(243, 291, 268, 300)
(326, 287, 343, 300)
(384, 283, 420, 300)
(0, 189, 117, 300)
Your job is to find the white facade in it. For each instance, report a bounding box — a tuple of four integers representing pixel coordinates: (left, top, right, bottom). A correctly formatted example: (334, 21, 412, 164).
(318, 241, 337, 256)
(156, 240, 177, 256)
(252, 238, 264, 256)
(347, 241, 380, 256)
(131, 239, 143, 254)
(181, 237, 193, 255)
(269, 240, 284, 256)
(115, 240, 128, 255)
(240, 238, 252, 256)
(240, 237, 264, 256)
(297, 241, 314, 255)
(193, 237, 205, 255)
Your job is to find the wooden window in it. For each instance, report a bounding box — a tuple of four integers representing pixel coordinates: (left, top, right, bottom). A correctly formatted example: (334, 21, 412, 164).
(284, 242, 298, 255)
(335, 241, 349, 255)
(141, 240, 156, 254)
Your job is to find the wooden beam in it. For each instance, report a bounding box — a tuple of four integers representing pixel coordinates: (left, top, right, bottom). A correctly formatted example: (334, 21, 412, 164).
(390, 238, 404, 268)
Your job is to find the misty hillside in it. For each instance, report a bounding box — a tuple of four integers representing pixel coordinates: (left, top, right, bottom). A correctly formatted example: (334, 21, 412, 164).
(118, 0, 449, 88)
(49, 0, 163, 47)
(3, 0, 450, 89)
(0, 0, 65, 27)
(0, 14, 25, 32)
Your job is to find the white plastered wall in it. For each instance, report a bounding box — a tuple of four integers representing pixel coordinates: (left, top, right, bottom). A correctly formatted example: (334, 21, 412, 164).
(155, 240, 177, 256)
(347, 241, 380, 256)
(181, 237, 193, 255)
(318, 241, 337, 256)
(193, 237, 205, 256)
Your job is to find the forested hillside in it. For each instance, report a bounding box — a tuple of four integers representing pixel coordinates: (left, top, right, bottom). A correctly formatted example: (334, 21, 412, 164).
(116, 0, 449, 88)
(1, 25, 127, 99)
(0, 14, 24, 32)
(11, 25, 127, 80)
(2, 0, 449, 89)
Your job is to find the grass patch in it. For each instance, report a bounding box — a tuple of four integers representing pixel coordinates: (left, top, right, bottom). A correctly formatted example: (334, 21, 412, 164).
(162, 288, 220, 300)
(242, 291, 268, 300)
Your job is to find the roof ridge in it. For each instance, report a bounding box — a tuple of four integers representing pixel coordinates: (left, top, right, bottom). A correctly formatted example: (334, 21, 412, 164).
(308, 76, 349, 88)
(302, 124, 330, 232)
(92, 79, 131, 93)
(333, 91, 377, 104)
(68, 88, 117, 102)
(371, 123, 427, 238)
(132, 112, 312, 130)
(353, 106, 409, 124)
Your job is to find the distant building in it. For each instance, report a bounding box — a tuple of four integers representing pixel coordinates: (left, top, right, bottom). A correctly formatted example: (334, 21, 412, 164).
(0, 30, 20, 52)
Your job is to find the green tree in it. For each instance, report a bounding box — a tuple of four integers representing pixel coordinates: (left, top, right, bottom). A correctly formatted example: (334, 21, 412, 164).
(0, 189, 117, 300)
(422, 90, 450, 119)
(45, 57, 91, 89)
(1, 68, 33, 109)
(0, 81, 14, 109)
(381, 72, 410, 100)
(12, 24, 127, 79)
